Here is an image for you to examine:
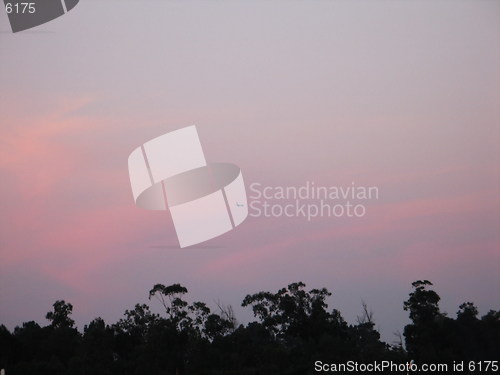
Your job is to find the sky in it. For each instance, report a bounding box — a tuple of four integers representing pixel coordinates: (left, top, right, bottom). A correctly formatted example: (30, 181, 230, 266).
(0, 0, 499, 343)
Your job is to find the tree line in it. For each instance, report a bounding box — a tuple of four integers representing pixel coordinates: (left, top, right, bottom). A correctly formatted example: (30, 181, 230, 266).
(0, 280, 498, 374)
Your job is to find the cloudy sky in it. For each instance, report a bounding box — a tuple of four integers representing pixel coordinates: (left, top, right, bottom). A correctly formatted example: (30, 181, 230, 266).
(0, 0, 499, 342)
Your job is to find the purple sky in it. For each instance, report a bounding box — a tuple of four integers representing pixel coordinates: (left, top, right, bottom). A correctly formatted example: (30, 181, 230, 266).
(0, 0, 499, 343)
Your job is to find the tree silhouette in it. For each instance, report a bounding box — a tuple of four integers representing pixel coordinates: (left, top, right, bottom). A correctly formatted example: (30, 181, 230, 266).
(403, 280, 500, 367)
(0, 280, 498, 374)
(46, 300, 75, 329)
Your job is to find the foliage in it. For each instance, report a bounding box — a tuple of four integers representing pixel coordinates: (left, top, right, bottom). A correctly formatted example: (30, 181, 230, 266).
(0, 281, 498, 374)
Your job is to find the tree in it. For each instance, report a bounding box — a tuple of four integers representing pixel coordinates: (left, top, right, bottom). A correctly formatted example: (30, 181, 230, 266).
(12, 321, 46, 364)
(242, 281, 333, 341)
(0, 325, 16, 368)
(352, 301, 388, 361)
(149, 284, 189, 331)
(113, 303, 160, 374)
(479, 310, 500, 359)
(82, 318, 114, 375)
(115, 303, 159, 337)
(457, 302, 478, 322)
(403, 280, 441, 324)
(46, 300, 75, 329)
(149, 284, 210, 375)
(2, 280, 497, 374)
(403, 280, 447, 362)
(242, 282, 361, 371)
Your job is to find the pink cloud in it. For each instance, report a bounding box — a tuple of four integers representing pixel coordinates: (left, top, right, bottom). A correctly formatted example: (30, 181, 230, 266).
(196, 190, 498, 281)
